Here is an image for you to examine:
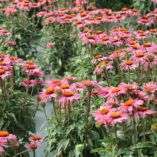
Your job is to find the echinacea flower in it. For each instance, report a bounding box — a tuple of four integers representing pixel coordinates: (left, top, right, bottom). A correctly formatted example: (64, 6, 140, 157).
(94, 61, 113, 75)
(142, 82, 157, 95)
(107, 110, 128, 126)
(21, 78, 36, 88)
(120, 99, 143, 112)
(105, 86, 126, 100)
(121, 60, 137, 70)
(93, 106, 111, 125)
(135, 107, 156, 118)
(59, 89, 80, 105)
(41, 87, 57, 101)
(0, 68, 10, 79)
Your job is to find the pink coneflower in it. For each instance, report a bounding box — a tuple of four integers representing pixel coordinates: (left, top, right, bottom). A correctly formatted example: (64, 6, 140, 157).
(0, 28, 11, 36)
(92, 55, 107, 63)
(71, 82, 84, 91)
(135, 107, 156, 118)
(131, 51, 145, 63)
(64, 77, 77, 84)
(131, 90, 148, 101)
(120, 99, 143, 112)
(0, 61, 10, 68)
(142, 42, 157, 52)
(5, 5, 16, 16)
(0, 131, 16, 141)
(8, 56, 23, 64)
(138, 16, 154, 26)
(23, 63, 39, 73)
(45, 79, 61, 87)
(143, 53, 157, 68)
(105, 86, 126, 100)
(99, 36, 111, 45)
(47, 42, 55, 48)
(29, 70, 44, 77)
(0, 68, 10, 79)
(127, 43, 140, 53)
(151, 0, 157, 3)
(59, 89, 80, 105)
(36, 11, 47, 17)
(44, 17, 55, 25)
(107, 110, 128, 126)
(27, 143, 39, 150)
(5, 41, 16, 46)
(109, 50, 126, 60)
(21, 78, 36, 88)
(148, 29, 157, 35)
(93, 106, 110, 125)
(121, 60, 137, 70)
(119, 82, 138, 92)
(82, 80, 100, 89)
(41, 87, 57, 101)
(94, 61, 113, 75)
(110, 37, 123, 47)
(142, 82, 157, 95)
(82, 34, 96, 44)
(29, 135, 43, 143)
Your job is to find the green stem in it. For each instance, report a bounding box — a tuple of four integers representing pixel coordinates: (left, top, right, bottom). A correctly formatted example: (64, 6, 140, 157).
(128, 68, 130, 83)
(114, 124, 118, 149)
(33, 150, 35, 157)
(142, 118, 146, 141)
(132, 112, 136, 144)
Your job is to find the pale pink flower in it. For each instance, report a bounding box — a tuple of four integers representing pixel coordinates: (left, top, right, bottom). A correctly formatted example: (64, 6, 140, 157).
(135, 107, 156, 118)
(47, 42, 55, 48)
(119, 82, 138, 92)
(45, 79, 61, 88)
(44, 17, 55, 25)
(99, 36, 111, 45)
(0, 28, 11, 36)
(93, 106, 111, 125)
(131, 51, 145, 63)
(0, 68, 10, 79)
(94, 60, 113, 75)
(59, 89, 80, 105)
(5, 5, 16, 16)
(40, 87, 57, 101)
(151, 0, 157, 4)
(21, 78, 36, 88)
(107, 109, 128, 126)
(109, 50, 126, 60)
(120, 99, 143, 112)
(5, 41, 16, 46)
(110, 37, 123, 46)
(121, 60, 137, 70)
(142, 82, 157, 95)
(138, 16, 154, 26)
(105, 86, 126, 100)
(36, 11, 47, 17)
(143, 53, 157, 68)
(23, 63, 39, 73)
(71, 82, 84, 91)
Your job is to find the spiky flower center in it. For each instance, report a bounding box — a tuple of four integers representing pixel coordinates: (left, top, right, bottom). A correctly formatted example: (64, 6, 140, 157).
(61, 84, 69, 89)
(124, 99, 134, 106)
(63, 90, 73, 97)
(0, 131, 9, 137)
(110, 112, 121, 119)
(0, 69, 5, 75)
(111, 87, 121, 93)
(45, 87, 54, 94)
(100, 108, 109, 115)
(125, 60, 133, 65)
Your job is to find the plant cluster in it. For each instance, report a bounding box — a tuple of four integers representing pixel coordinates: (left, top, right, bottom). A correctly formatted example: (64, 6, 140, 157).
(0, 0, 157, 157)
